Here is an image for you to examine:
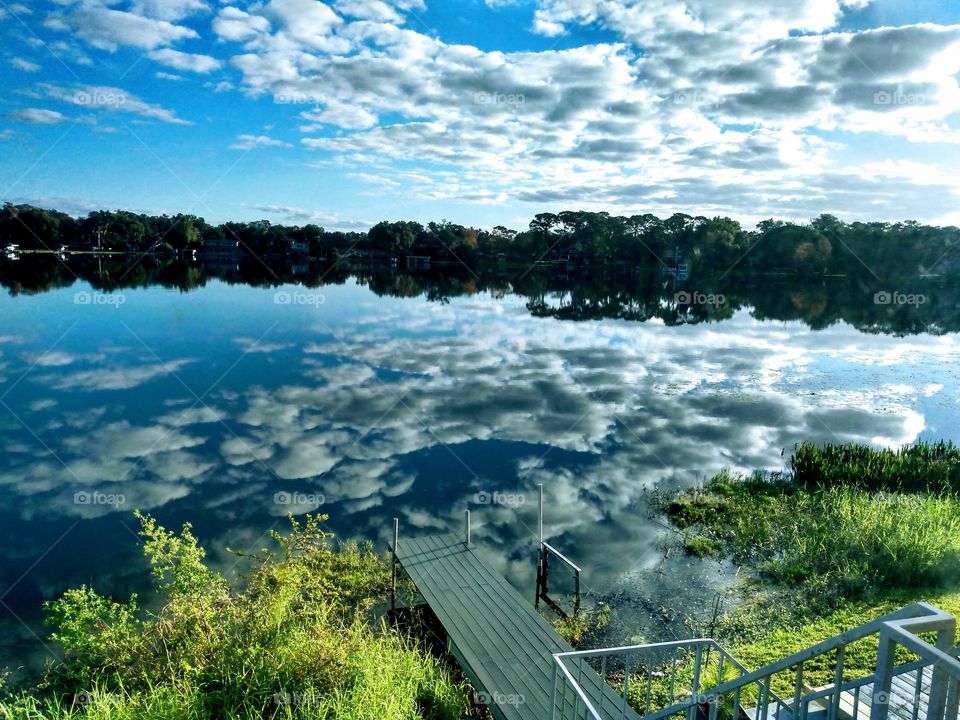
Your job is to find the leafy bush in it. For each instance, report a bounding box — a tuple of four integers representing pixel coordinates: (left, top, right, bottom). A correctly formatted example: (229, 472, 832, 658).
(1, 513, 468, 720)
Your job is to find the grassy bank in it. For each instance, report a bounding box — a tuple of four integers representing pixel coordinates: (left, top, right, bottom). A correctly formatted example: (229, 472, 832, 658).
(0, 513, 469, 720)
(653, 441, 960, 696)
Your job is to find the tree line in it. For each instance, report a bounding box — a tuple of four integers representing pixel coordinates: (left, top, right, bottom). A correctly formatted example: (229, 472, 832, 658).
(2, 203, 958, 278)
(2, 252, 957, 337)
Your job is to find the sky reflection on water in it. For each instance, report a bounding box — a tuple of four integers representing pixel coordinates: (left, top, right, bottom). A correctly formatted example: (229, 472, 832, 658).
(0, 279, 958, 674)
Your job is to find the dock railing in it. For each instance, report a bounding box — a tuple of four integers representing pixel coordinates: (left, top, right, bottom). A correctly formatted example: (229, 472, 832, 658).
(550, 603, 960, 720)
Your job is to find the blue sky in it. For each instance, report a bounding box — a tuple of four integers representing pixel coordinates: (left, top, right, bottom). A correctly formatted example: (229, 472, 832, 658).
(1, 0, 960, 230)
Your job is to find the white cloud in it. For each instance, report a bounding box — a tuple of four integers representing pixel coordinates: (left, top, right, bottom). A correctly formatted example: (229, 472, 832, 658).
(10, 57, 40, 72)
(212, 6, 272, 42)
(6, 108, 67, 124)
(229, 133, 293, 150)
(130, 0, 209, 22)
(147, 48, 223, 73)
(36, 83, 192, 125)
(246, 203, 372, 230)
(44, 4, 198, 51)
(334, 0, 402, 23)
(38, 359, 195, 391)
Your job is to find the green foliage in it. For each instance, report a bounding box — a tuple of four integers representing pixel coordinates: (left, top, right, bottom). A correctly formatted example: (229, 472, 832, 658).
(792, 440, 960, 493)
(549, 603, 612, 647)
(2, 514, 467, 720)
(624, 649, 757, 720)
(683, 534, 717, 558)
(659, 444, 960, 705)
(662, 454, 960, 606)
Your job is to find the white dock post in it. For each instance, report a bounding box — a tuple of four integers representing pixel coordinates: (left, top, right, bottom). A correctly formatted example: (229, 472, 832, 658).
(391, 517, 398, 610)
(465, 509, 472, 548)
(538, 483, 544, 547)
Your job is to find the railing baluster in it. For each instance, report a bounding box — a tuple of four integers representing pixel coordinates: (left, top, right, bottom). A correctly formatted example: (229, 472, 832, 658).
(690, 645, 704, 720)
(622, 654, 631, 720)
(760, 678, 771, 720)
(575, 658, 583, 718)
(830, 646, 846, 720)
(853, 686, 861, 720)
(670, 653, 678, 705)
(550, 661, 559, 720)
(646, 667, 653, 715)
(872, 632, 896, 720)
(944, 676, 959, 720)
(793, 663, 804, 717)
(733, 686, 741, 720)
(911, 667, 923, 720)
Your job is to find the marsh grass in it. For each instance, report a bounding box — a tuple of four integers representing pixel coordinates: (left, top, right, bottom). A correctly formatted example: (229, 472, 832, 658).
(0, 513, 469, 720)
(792, 440, 960, 493)
(665, 468, 960, 605)
(655, 443, 960, 705)
(550, 603, 612, 647)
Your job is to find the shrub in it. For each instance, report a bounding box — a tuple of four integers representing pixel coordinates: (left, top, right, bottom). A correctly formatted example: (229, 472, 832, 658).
(1, 513, 468, 720)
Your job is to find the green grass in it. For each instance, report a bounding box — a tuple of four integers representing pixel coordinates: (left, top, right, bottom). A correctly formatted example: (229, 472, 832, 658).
(0, 513, 469, 720)
(792, 440, 960, 493)
(654, 442, 960, 705)
(548, 603, 612, 647)
(664, 467, 960, 605)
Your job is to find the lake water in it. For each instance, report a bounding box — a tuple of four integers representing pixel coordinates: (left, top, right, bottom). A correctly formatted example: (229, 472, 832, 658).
(1, 273, 958, 676)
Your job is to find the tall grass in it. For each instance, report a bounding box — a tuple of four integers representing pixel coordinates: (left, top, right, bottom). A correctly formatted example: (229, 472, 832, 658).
(792, 440, 960, 493)
(0, 513, 469, 720)
(665, 468, 960, 605)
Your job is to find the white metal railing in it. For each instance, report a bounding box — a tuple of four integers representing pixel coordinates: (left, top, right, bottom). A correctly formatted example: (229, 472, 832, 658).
(550, 638, 789, 720)
(550, 603, 960, 720)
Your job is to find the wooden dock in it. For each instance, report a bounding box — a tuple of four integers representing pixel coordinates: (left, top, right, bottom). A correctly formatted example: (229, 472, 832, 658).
(392, 533, 640, 720)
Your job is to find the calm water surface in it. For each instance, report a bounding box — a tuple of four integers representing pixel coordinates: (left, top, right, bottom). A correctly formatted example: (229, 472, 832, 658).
(1, 279, 958, 675)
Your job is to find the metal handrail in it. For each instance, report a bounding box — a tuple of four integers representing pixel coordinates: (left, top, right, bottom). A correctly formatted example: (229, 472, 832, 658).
(542, 541, 583, 573)
(551, 638, 789, 720)
(550, 603, 960, 720)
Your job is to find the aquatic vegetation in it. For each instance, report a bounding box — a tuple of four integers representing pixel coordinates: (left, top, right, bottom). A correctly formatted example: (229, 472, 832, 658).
(550, 603, 612, 647)
(792, 440, 960, 493)
(665, 464, 960, 605)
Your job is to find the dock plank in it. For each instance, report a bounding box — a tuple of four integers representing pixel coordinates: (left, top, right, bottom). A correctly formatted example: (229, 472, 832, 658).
(394, 533, 638, 720)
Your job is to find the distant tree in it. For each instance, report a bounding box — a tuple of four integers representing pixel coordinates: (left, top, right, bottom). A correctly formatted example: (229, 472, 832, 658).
(168, 215, 201, 252)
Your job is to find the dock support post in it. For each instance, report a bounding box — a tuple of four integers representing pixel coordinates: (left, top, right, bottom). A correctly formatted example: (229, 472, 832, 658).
(573, 569, 581, 618)
(465, 509, 472, 548)
(536, 483, 544, 609)
(391, 517, 398, 611)
(538, 482, 544, 548)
